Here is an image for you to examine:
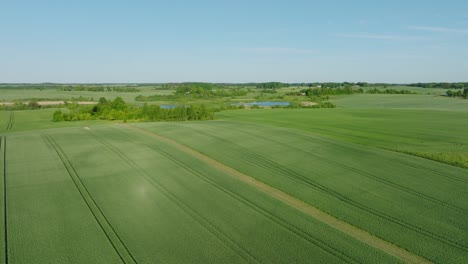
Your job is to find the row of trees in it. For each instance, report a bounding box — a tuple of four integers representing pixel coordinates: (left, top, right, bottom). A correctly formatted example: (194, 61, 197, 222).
(366, 88, 415, 94)
(175, 88, 247, 98)
(296, 87, 364, 96)
(446, 88, 468, 98)
(61, 86, 141, 92)
(52, 97, 214, 122)
(289, 82, 395, 88)
(64, 82, 373, 90)
(289, 87, 416, 97)
(409, 83, 468, 89)
(255, 82, 289, 89)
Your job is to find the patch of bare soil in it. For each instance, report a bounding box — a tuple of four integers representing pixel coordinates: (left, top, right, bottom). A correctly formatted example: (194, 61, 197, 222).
(301, 101, 318, 107)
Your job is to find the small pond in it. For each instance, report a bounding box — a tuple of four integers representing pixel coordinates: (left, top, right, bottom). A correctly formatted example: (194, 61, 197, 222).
(160, 105, 178, 109)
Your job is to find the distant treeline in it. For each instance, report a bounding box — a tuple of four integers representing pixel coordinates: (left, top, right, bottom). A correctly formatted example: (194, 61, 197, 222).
(161, 82, 256, 90)
(61, 86, 141, 92)
(409, 83, 468, 89)
(260, 82, 468, 88)
(256, 82, 289, 89)
(160, 82, 242, 90)
(4, 82, 468, 90)
(288, 87, 416, 97)
(52, 97, 214, 122)
(160, 82, 369, 90)
(366, 88, 416, 94)
(296, 87, 364, 96)
(446, 88, 468, 98)
(289, 82, 399, 88)
(253, 82, 374, 89)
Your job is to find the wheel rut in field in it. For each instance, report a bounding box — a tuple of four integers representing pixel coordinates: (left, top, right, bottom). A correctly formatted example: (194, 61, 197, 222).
(5, 112, 14, 131)
(1, 136, 8, 264)
(142, 142, 359, 263)
(125, 125, 432, 264)
(43, 135, 137, 264)
(83, 130, 261, 264)
(175, 125, 468, 253)
(112, 128, 360, 264)
(227, 120, 468, 184)
(196, 124, 468, 214)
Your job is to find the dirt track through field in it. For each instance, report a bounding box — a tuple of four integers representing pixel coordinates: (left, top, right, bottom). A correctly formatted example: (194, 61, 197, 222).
(125, 124, 432, 264)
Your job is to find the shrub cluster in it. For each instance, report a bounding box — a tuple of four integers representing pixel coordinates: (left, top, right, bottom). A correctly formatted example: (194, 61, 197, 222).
(446, 88, 468, 99)
(52, 97, 214, 122)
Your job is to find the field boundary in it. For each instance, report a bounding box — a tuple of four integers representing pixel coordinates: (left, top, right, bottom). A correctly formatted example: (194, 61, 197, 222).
(126, 124, 432, 264)
(43, 135, 136, 264)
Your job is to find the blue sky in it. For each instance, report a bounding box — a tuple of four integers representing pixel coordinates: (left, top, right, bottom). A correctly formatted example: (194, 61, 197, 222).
(1, 0, 468, 83)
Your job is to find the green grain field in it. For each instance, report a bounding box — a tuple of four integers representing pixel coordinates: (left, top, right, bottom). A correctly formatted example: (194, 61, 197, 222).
(1, 90, 468, 263)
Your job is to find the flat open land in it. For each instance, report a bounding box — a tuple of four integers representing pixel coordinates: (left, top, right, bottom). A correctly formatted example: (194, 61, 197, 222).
(1, 89, 467, 263)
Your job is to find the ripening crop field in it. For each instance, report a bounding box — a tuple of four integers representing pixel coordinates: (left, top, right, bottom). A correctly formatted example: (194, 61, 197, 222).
(1, 94, 468, 264)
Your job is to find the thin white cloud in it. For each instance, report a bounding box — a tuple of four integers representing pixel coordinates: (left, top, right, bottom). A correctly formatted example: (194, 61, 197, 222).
(409, 26, 468, 34)
(332, 33, 424, 40)
(358, 19, 368, 25)
(242, 47, 317, 54)
(333, 33, 399, 39)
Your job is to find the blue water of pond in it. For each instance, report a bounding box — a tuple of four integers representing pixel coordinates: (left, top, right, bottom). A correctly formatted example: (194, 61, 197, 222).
(160, 105, 178, 109)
